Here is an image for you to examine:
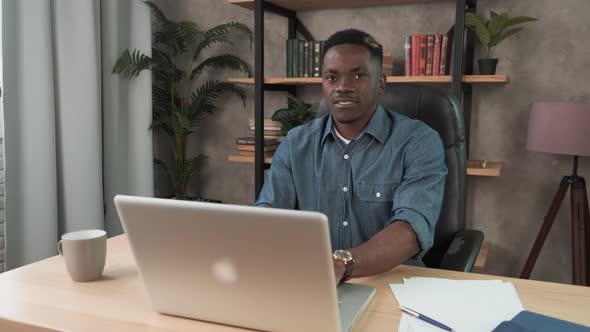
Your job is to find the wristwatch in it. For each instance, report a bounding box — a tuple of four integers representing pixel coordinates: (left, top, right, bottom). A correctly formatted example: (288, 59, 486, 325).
(333, 249, 355, 284)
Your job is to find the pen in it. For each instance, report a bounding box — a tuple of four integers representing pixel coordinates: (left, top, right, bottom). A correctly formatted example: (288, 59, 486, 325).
(399, 305, 455, 332)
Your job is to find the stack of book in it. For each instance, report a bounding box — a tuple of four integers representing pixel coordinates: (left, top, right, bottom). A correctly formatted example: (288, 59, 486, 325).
(248, 118, 284, 141)
(404, 33, 453, 76)
(230, 118, 284, 163)
(383, 50, 393, 75)
(286, 39, 325, 78)
(235, 137, 280, 158)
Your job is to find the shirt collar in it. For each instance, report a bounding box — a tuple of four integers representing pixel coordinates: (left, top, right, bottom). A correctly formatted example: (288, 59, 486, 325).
(321, 105, 389, 146)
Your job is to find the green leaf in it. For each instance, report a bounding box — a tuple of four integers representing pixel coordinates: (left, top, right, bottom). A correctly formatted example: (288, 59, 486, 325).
(151, 47, 183, 83)
(509, 16, 539, 26)
(189, 80, 247, 126)
(152, 85, 171, 114)
(144, 1, 201, 55)
(271, 109, 297, 122)
(175, 155, 209, 190)
(489, 27, 523, 48)
(112, 49, 151, 78)
(465, 13, 491, 46)
(271, 94, 316, 135)
(488, 12, 510, 35)
(193, 22, 253, 61)
(190, 54, 251, 80)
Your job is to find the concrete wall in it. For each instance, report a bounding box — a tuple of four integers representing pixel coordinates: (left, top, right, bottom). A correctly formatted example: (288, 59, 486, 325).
(155, 0, 590, 284)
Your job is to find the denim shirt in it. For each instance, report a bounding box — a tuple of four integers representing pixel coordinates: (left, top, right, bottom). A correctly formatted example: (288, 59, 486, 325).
(255, 105, 447, 265)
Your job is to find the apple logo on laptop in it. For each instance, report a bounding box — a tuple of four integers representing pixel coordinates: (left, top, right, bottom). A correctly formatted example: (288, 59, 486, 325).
(212, 258, 238, 283)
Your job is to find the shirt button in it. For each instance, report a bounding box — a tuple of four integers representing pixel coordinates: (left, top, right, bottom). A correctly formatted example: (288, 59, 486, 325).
(376, 192, 381, 198)
(343, 154, 350, 160)
(342, 221, 349, 227)
(343, 187, 348, 192)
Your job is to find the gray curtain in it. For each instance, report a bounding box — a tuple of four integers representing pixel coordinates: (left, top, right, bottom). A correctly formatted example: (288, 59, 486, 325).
(2, 0, 153, 270)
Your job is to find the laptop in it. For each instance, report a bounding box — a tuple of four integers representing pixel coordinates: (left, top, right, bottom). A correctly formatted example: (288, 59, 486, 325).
(114, 195, 375, 332)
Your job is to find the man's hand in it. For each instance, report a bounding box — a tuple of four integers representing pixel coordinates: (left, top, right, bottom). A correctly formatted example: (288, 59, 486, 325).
(333, 260, 345, 285)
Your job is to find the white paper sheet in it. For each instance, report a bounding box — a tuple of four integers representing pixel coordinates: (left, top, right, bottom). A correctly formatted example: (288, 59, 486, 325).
(390, 277, 524, 332)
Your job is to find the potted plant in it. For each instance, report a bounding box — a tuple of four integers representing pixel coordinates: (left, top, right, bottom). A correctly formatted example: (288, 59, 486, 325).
(465, 11, 537, 75)
(271, 94, 318, 136)
(113, 1, 252, 200)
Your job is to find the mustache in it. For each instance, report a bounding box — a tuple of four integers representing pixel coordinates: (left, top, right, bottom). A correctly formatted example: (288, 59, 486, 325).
(332, 95, 359, 103)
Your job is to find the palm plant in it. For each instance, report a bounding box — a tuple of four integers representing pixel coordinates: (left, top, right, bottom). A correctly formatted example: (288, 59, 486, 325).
(113, 1, 252, 200)
(271, 94, 318, 136)
(465, 11, 538, 59)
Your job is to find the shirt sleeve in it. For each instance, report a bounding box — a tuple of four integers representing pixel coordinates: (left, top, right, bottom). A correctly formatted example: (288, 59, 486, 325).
(385, 128, 448, 259)
(255, 134, 298, 209)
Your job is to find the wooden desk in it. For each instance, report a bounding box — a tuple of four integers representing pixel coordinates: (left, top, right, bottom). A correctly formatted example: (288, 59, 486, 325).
(0, 235, 589, 331)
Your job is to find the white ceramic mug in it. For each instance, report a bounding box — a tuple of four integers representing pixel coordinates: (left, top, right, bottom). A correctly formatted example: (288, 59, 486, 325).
(58, 229, 107, 282)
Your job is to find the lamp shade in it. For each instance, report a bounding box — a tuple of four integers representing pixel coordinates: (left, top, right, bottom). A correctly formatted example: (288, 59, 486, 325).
(527, 102, 590, 157)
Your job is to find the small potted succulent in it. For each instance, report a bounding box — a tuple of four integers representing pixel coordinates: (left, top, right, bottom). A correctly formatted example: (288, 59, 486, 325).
(465, 11, 538, 75)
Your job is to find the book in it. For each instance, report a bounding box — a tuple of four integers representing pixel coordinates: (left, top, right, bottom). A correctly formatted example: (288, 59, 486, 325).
(249, 125, 282, 131)
(228, 155, 272, 163)
(249, 129, 283, 136)
(236, 137, 277, 145)
(286, 39, 293, 77)
(292, 39, 299, 77)
(411, 35, 420, 76)
(439, 33, 449, 75)
(248, 118, 282, 127)
(404, 35, 411, 76)
(419, 34, 427, 76)
(303, 41, 310, 78)
(433, 34, 442, 76)
(319, 41, 325, 75)
(440, 30, 454, 75)
(238, 150, 275, 157)
(237, 143, 279, 152)
(492, 310, 590, 332)
(426, 34, 434, 76)
(312, 41, 321, 77)
(298, 40, 304, 77)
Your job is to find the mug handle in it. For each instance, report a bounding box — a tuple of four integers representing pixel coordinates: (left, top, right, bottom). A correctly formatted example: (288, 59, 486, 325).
(58, 240, 63, 256)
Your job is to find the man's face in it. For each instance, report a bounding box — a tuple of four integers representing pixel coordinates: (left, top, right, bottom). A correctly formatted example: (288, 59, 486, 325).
(322, 43, 385, 125)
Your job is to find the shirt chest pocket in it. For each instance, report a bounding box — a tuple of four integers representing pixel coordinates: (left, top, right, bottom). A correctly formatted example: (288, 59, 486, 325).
(355, 181, 398, 202)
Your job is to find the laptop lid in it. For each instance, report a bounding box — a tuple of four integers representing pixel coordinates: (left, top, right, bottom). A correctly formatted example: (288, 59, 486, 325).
(114, 195, 342, 332)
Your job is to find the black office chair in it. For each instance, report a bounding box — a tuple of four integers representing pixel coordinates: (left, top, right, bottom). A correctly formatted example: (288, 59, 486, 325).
(379, 84, 483, 272)
(318, 84, 483, 272)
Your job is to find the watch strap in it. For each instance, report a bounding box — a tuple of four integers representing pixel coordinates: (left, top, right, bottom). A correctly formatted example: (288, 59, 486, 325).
(339, 260, 354, 285)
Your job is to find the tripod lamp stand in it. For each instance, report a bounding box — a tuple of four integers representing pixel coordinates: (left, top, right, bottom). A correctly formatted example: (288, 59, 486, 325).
(520, 102, 590, 285)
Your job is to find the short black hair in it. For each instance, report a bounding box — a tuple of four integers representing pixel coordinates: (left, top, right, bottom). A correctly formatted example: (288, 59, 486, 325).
(321, 29, 383, 68)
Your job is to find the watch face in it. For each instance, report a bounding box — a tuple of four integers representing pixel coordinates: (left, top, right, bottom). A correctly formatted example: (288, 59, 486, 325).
(334, 250, 353, 262)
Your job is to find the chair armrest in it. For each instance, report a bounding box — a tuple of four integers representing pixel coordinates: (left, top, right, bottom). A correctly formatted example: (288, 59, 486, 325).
(439, 229, 484, 272)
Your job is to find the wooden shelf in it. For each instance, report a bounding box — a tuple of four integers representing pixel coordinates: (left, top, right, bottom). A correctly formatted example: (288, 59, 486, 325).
(466, 160, 503, 177)
(227, 75, 510, 85)
(230, 156, 503, 177)
(228, 0, 444, 11)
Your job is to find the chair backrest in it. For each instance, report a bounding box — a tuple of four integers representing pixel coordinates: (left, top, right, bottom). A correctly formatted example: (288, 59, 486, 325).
(318, 84, 467, 268)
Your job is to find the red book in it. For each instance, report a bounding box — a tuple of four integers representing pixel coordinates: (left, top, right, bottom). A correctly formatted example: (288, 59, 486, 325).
(411, 35, 420, 76)
(433, 34, 442, 76)
(426, 35, 434, 76)
(419, 34, 427, 76)
(439, 34, 449, 75)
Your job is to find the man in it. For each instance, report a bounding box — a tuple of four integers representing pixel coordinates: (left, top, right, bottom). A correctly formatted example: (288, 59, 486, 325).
(256, 29, 447, 284)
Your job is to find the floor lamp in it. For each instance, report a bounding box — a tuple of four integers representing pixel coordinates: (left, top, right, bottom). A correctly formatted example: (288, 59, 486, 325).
(520, 102, 590, 285)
